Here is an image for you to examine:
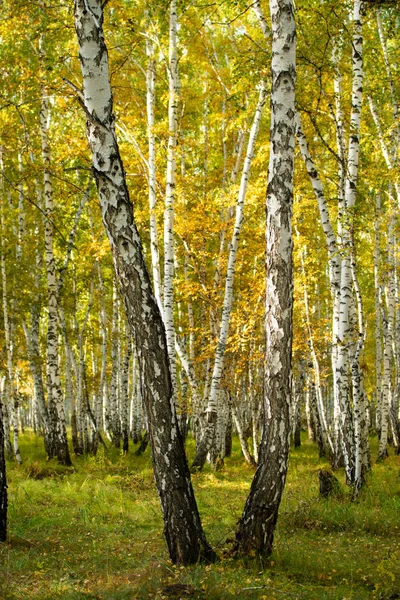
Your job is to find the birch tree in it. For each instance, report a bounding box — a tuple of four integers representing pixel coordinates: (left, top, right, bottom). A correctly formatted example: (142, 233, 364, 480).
(73, 0, 215, 565)
(191, 81, 267, 471)
(296, 0, 369, 491)
(0, 394, 6, 542)
(162, 0, 179, 401)
(146, 33, 162, 309)
(234, 0, 296, 556)
(40, 87, 72, 466)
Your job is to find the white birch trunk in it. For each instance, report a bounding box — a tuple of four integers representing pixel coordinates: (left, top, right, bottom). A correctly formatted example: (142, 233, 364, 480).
(295, 114, 343, 463)
(331, 40, 346, 466)
(146, 37, 162, 309)
(163, 0, 178, 399)
(376, 9, 399, 128)
(74, 0, 215, 564)
(350, 250, 370, 489)
(300, 245, 334, 456)
(232, 404, 256, 468)
(191, 81, 267, 471)
(109, 281, 121, 447)
(335, 0, 364, 484)
(0, 375, 7, 541)
(235, 0, 296, 556)
(1, 215, 22, 464)
(130, 349, 143, 444)
(40, 88, 71, 465)
(368, 96, 400, 207)
(375, 195, 383, 436)
(378, 212, 395, 460)
(97, 261, 107, 433)
(121, 322, 132, 453)
(252, 0, 270, 41)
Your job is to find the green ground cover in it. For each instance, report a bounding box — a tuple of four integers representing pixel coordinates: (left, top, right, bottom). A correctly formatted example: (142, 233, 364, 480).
(1, 433, 399, 599)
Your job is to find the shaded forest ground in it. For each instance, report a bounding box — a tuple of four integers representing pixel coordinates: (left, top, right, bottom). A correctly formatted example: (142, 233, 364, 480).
(0, 433, 399, 600)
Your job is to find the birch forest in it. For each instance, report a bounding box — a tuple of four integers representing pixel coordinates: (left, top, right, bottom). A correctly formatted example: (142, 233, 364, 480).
(1, 0, 400, 598)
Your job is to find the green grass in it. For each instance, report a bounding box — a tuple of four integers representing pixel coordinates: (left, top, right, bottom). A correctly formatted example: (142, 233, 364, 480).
(1, 432, 400, 599)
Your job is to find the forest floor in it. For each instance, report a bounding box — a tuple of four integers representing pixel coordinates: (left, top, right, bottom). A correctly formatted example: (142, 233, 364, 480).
(0, 433, 399, 600)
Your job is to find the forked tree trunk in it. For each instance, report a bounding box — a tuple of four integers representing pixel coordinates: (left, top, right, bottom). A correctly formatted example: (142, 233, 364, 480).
(74, 0, 215, 565)
(234, 0, 296, 557)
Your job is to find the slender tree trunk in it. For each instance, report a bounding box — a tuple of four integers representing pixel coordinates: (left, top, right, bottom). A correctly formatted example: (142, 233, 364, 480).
(0, 382, 12, 460)
(305, 373, 315, 442)
(299, 243, 334, 457)
(121, 323, 132, 454)
(375, 194, 383, 437)
(146, 36, 162, 310)
(0, 393, 7, 542)
(234, 0, 296, 556)
(295, 114, 341, 462)
(130, 349, 143, 444)
(40, 87, 71, 466)
(376, 8, 399, 132)
(350, 250, 370, 490)
(1, 211, 22, 464)
(109, 282, 121, 447)
(337, 0, 365, 485)
(22, 315, 50, 447)
(97, 261, 107, 434)
(191, 81, 267, 471)
(378, 211, 396, 460)
(232, 403, 256, 468)
(74, 0, 215, 565)
(368, 96, 400, 206)
(163, 0, 179, 399)
(293, 367, 305, 449)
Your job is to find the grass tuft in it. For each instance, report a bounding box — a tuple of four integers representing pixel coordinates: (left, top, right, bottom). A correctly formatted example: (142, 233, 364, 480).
(1, 432, 399, 599)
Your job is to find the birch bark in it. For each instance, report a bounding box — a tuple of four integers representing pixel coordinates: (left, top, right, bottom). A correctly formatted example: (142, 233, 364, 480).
(375, 195, 383, 436)
(234, 0, 296, 556)
(109, 282, 121, 447)
(146, 37, 162, 310)
(299, 244, 334, 456)
(163, 0, 178, 399)
(97, 261, 107, 433)
(0, 392, 7, 542)
(40, 88, 71, 466)
(297, 0, 367, 487)
(121, 323, 132, 453)
(295, 115, 339, 458)
(336, 0, 364, 485)
(378, 212, 395, 461)
(74, 0, 215, 565)
(191, 81, 267, 471)
(376, 8, 399, 131)
(368, 96, 400, 206)
(1, 211, 22, 464)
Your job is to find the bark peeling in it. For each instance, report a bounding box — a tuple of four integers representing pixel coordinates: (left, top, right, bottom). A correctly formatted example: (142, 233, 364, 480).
(74, 0, 215, 565)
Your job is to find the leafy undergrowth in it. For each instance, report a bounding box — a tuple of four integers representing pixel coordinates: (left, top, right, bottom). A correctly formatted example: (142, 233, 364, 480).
(1, 433, 400, 600)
